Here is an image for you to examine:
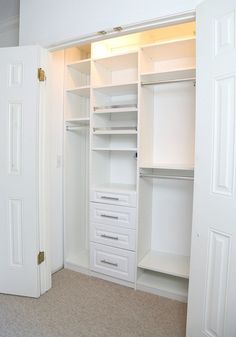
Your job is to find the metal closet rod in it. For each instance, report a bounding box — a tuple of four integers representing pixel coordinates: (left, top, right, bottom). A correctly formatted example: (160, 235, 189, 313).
(140, 173, 194, 181)
(141, 77, 196, 86)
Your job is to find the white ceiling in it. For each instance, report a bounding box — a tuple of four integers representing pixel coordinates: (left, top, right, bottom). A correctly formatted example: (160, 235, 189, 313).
(0, 0, 19, 22)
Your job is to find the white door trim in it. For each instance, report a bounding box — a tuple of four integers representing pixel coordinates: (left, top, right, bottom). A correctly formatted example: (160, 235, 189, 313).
(47, 10, 195, 52)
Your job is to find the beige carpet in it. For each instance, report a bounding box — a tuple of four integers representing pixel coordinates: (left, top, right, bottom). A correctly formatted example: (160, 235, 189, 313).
(0, 269, 187, 337)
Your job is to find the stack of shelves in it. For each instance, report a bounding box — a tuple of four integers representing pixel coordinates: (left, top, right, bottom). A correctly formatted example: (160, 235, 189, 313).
(90, 51, 139, 283)
(136, 36, 196, 302)
(64, 46, 91, 272)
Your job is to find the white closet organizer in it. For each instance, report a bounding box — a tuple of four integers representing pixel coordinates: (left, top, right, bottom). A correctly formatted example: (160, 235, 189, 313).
(64, 46, 91, 271)
(62, 21, 196, 301)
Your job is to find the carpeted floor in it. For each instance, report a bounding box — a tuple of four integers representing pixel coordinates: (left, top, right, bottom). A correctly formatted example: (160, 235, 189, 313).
(0, 269, 187, 337)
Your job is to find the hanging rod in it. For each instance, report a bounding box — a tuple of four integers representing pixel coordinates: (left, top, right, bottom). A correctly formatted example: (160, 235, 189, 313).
(140, 173, 194, 181)
(66, 125, 89, 131)
(141, 78, 196, 86)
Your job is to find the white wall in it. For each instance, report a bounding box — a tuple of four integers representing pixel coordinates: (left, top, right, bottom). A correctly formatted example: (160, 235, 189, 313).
(0, 17, 19, 47)
(19, 0, 203, 48)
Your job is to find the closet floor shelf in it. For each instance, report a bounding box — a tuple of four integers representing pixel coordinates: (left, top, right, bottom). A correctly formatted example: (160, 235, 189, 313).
(138, 250, 190, 279)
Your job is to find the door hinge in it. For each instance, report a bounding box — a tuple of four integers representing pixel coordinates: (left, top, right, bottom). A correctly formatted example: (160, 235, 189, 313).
(37, 251, 45, 265)
(38, 68, 46, 82)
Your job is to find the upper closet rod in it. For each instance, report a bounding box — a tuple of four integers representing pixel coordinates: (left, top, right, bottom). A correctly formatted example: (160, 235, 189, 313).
(140, 173, 194, 181)
(141, 78, 196, 86)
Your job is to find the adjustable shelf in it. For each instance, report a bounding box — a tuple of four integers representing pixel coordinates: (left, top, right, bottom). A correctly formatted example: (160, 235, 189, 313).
(67, 59, 91, 74)
(66, 117, 90, 124)
(92, 82, 138, 96)
(93, 127, 137, 135)
(66, 86, 90, 97)
(93, 51, 138, 68)
(93, 183, 137, 194)
(141, 68, 196, 86)
(140, 163, 194, 171)
(138, 250, 190, 279)
(92, 147, 137, 152)
(93, 106, 138, 114)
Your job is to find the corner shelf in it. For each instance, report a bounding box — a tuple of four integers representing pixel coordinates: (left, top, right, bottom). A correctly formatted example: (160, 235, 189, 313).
(138, 250, 190, 279)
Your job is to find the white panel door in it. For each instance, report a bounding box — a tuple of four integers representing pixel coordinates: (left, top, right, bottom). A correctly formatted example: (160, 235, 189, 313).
(187, 0, 236, 336)
(0, 46, 50, 298)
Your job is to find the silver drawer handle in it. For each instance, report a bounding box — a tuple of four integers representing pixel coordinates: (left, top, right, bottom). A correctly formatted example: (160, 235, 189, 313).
(101, 196, 119, 201)
(101, 234, 119, 240)
(101, 259, 118, 267)
(101, 214, 119, 220)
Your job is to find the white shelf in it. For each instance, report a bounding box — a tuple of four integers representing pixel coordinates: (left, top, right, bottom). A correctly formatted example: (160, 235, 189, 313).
(138, 250, 190, 279)
(141, 37, 195, 60)
(92, 82, 138, 96)
(137, 271, 188, 302)
(92, 147, 137, 152)
(93, 107, 138, 114)
(93, 129, 137, 135)
(141, 36, 196, 50)
(66, 117, 90, 124)
(93, 183, 137, 193)
(66, 86, 90, 97)
(67, 59, 91, 74)
(140, 163, 194, 171)
(93, 51, 138, 70)
(141, 68, 196, 85)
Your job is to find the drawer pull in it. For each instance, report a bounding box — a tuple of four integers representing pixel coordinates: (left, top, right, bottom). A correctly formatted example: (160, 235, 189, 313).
(101, 214, 119, 220)
(100, 259, 118, 267)
(101, 196, 119, 201)
(101, 234, 119, 240)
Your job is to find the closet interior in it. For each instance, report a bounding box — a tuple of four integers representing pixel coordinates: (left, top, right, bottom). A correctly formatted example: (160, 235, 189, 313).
(55, 20, 196, 302)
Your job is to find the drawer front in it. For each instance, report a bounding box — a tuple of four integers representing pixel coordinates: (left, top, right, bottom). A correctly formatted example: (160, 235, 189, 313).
(91, 189, 136, 207)
(90, 223, 136, 251)
(90, 202, 136, 229)
(90, 243, 135, 282)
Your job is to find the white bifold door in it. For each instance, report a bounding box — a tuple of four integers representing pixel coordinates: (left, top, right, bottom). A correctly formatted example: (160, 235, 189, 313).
(0, 46, 51, 298)
(187, 0, 236, 336)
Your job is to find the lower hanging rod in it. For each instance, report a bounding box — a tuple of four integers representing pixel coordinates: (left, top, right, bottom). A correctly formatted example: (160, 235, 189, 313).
(141, 78, 196, 86)
(140, 173, 194, 181)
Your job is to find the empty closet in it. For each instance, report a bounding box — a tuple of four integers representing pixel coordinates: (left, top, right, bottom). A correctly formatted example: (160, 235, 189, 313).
(56, 21, 197, 302)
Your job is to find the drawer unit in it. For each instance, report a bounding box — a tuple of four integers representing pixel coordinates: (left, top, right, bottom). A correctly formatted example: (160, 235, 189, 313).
(91, 189, 136, 207)
(90, 243, 135, 282)
(90, 202, 136, 229)
(90, 223, 136, 251)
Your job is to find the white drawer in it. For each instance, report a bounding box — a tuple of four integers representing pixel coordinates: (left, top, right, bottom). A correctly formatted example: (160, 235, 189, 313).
(91, 189, 136, 207)
(90, 202, 136, 229)
(90, 223, 136, 251)
(90, 243, 135, 282)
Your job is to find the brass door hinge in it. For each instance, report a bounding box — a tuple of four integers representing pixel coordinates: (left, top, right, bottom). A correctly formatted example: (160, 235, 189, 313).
(38, 68, 46, 82)
(37, 251, 45, 265)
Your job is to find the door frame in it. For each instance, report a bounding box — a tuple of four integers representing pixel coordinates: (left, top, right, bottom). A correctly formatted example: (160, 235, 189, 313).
(38, 47, 52, 294)
(45, 8, 197, 288)
(47, 10, 196, 51)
